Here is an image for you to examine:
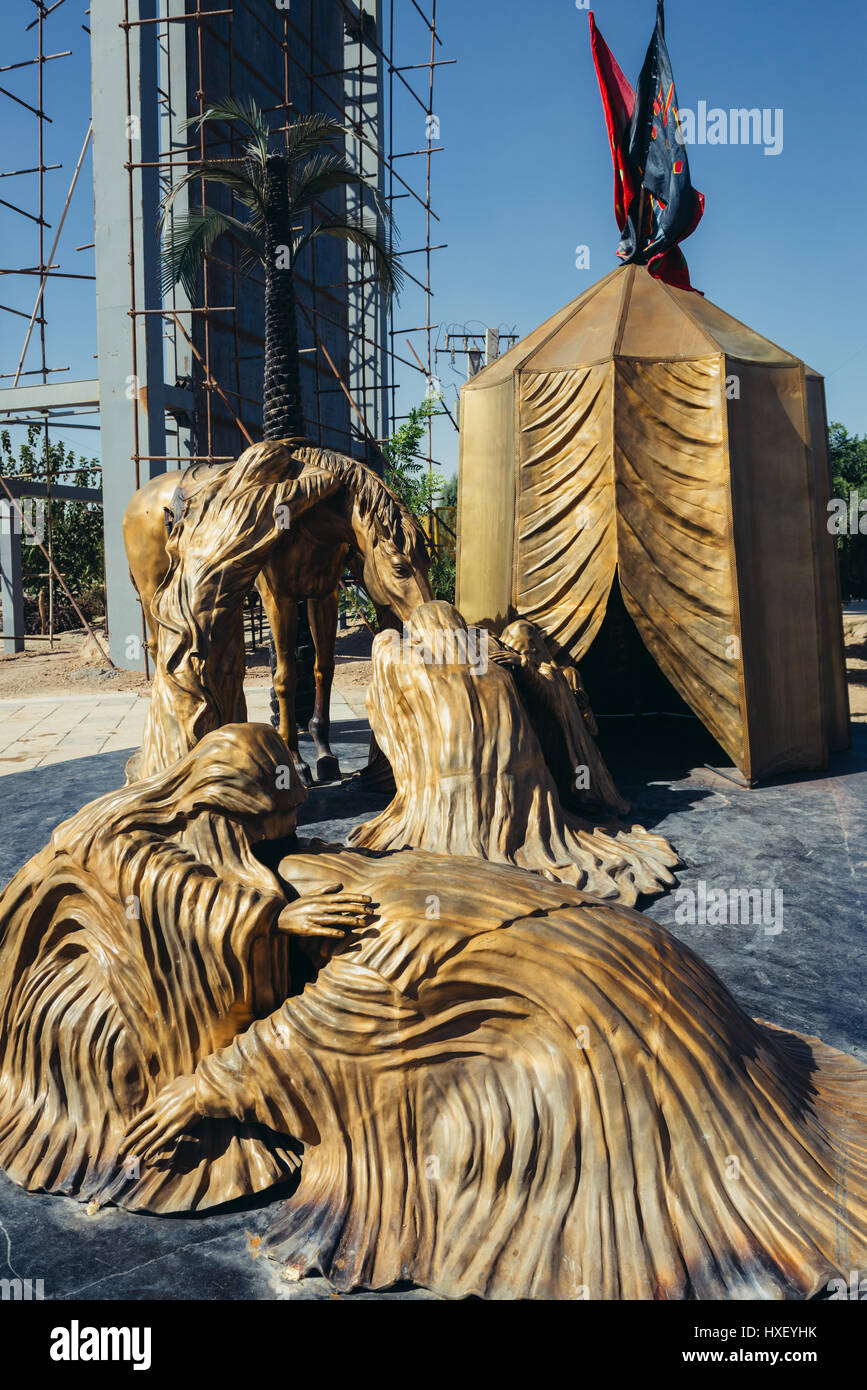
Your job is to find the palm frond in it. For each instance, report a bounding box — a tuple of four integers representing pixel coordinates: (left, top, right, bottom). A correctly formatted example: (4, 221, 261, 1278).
(291, 152, 391, 224)
(294, 213, 404, 302)
(159, 160, 265, 230)
(161, 207, 265, 300)
(234, 207, 266, 280)
(284, 114, 347, 167)
(182, 95, 270, 167)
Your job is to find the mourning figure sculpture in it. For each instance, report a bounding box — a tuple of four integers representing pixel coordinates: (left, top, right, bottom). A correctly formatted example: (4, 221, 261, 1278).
(349, 601, 678, 904)
(0, 723, 864, 1300)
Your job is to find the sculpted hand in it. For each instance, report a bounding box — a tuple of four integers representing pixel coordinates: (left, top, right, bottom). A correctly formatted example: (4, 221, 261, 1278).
(489, 647, 523, 669)
(277, 883, 377, 940)
(120, 1074, 200, 1165)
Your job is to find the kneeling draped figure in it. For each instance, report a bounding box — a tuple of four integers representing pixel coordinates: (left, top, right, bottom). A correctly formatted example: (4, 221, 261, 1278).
(0, 724, 864, 1300)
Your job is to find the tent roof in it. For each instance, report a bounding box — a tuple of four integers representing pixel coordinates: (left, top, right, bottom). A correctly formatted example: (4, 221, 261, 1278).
(465, 265, 821, 387)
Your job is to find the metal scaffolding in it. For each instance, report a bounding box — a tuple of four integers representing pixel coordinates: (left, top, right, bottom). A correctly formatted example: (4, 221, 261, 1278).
(0, 2, 103, 655)
(0, 0, 449, 667)
(119, 0, 451, 504)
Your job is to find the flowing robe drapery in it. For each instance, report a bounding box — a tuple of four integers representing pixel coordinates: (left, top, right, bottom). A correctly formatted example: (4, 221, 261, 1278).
(189, 847, 867, 1301)
(349, 607, 678, 904)
(0, 831, 297, 1211)
(0, 725, 303, 1212)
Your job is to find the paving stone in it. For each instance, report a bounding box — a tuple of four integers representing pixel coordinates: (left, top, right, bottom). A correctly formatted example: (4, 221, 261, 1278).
(35, 750, 91, 767)
(0, 721, 52, 741)
(50, 744, 107, 758)
(0, 743, 43, 760)
(0, 733, 37, 756)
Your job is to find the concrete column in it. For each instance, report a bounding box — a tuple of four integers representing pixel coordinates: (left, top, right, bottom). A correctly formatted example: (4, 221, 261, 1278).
(91, 0, 167, 670)
(161, 0, 195, 466)
(0, 501, 24, 654)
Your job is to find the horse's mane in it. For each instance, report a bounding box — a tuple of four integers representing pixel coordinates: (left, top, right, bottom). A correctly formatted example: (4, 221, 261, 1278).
(176, 441, 429, 556)
(288, 444, 428, 555)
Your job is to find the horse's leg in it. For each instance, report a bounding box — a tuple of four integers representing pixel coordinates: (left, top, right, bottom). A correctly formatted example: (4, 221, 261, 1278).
(136, 573, 164, 660)
(339, 566, 396, 791)
(308, 589, 341, 782)
(256, 570, 312, 785)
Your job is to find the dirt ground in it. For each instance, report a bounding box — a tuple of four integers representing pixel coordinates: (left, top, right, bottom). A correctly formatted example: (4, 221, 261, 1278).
(1, 615, 863, 717)
(844, 612, 867, 718)
(332, 622, 373, 692)
(0, 620, 373, 701)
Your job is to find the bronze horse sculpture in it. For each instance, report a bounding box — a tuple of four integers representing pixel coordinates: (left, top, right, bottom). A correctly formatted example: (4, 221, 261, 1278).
(122, 441, 433, 782)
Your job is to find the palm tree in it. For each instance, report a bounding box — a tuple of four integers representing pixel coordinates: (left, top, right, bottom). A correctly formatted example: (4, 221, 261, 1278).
(160, 97, 403, 442)
(160, 99, 403, 740)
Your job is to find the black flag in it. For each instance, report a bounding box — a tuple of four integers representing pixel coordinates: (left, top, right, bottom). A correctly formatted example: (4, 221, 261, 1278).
(617, 1, 704, 282)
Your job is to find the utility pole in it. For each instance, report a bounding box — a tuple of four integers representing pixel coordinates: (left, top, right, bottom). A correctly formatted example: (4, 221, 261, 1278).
(438, 327, 518, 382)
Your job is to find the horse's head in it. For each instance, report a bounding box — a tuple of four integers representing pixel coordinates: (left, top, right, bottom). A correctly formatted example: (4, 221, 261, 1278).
(285, 446, 434, 620)
(350, 498, 433, 622)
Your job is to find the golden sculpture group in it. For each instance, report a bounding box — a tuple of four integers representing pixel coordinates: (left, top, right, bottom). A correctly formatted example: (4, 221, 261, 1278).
(0, 437, 864, 1301)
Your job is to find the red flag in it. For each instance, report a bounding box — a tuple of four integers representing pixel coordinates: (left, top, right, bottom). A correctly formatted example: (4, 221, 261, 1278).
(646, 196, 705, 291)
(589, 8, 703, 293)
(588, 12, 639, 238)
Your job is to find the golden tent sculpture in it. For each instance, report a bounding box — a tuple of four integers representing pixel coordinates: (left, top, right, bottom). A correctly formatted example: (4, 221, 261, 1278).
(456, 263, 850, 783)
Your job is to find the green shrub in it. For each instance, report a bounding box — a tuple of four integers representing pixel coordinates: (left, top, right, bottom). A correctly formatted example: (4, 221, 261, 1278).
(1, 426, 104, 603)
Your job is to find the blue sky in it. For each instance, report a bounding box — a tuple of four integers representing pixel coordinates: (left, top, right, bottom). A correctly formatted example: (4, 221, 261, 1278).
(1, 3, 97, 460)
(1, 0, 865, 477)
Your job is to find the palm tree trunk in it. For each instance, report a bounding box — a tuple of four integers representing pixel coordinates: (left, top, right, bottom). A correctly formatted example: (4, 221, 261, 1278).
(262, 156, 314, 754)
(263, 155, 305, 441)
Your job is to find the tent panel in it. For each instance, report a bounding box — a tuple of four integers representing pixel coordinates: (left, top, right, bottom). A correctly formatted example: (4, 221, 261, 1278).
(727, 363, 827, 779)
(462, 269, 621, 393)
(618, 266, 716, 359)
(805, 374, 850, 751)
(529, 269, 626, 371)
(665, 285, 802, 366)
(515, 363, 616, 661)
(456, 377, 516, 628)
(613, 358, 747, 769)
